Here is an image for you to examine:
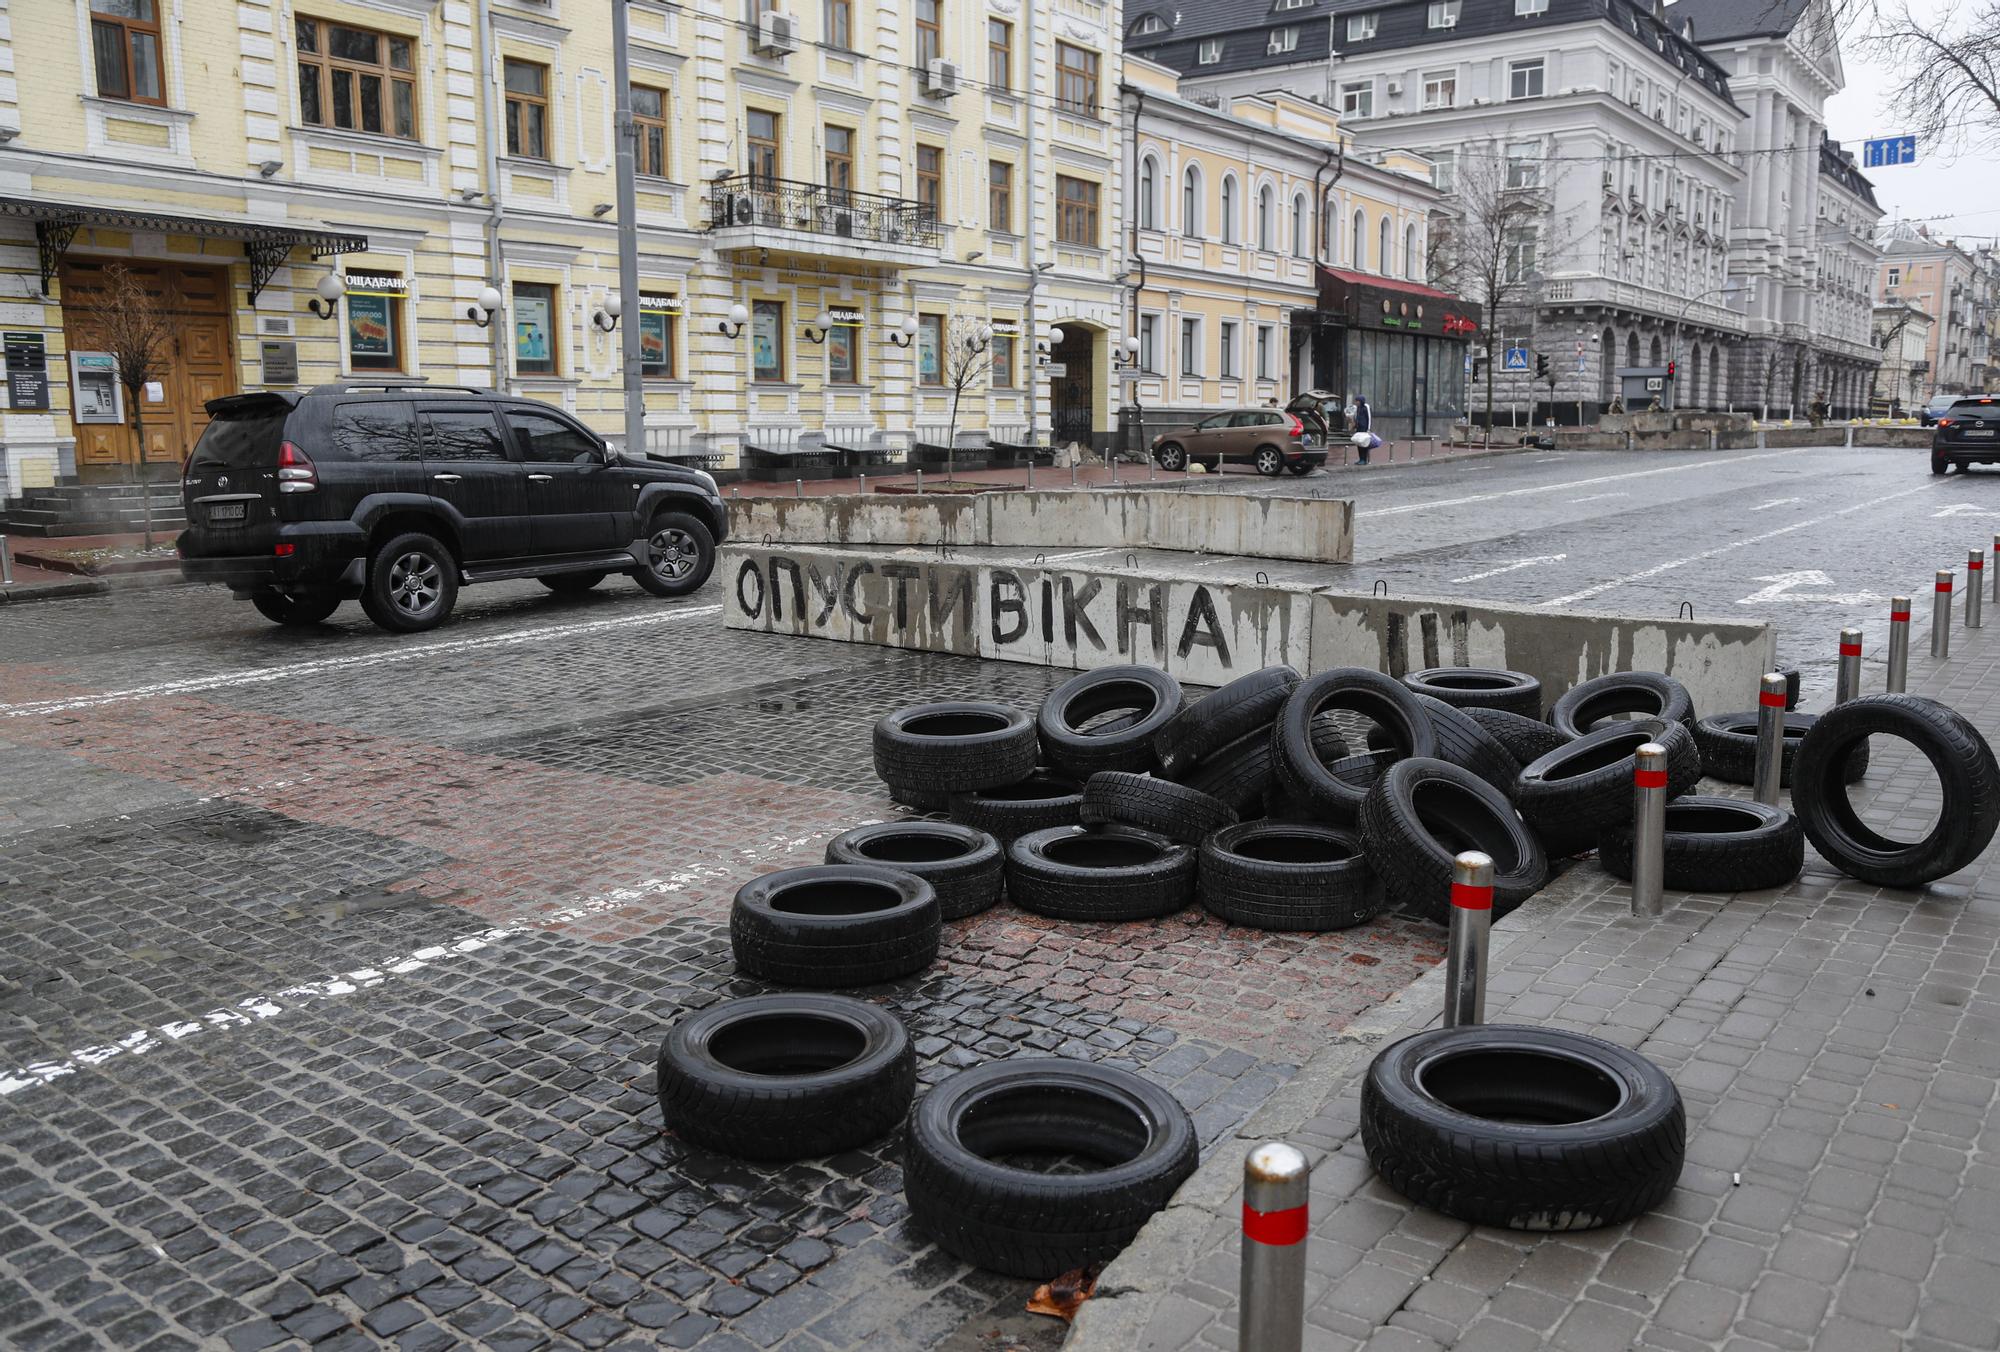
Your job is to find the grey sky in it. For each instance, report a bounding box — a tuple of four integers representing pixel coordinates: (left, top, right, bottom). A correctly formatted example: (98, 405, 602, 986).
(1823, 0, 2000, 242)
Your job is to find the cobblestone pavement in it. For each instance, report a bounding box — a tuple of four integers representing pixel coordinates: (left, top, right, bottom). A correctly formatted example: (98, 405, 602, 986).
(0, 576, 1444, 1352)
(1070, 559, 2000, 1350)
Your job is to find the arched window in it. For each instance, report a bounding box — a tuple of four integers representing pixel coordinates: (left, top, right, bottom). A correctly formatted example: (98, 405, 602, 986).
(1626, 331, 1640, 369)
(1182, 165, 1202, 237)
(1379, 217, 1392, 276)
(1352, 209, 1365, 269)
(1221, 174, 1238, 244)
(1598, 327, 1616, 404)
(1404, 223, 1418, 279)
(1291, 193, 1307, 257)
(1709, 343, 1722, 409)
(1649, 335, 1663, 366)
(1257, 186, 1273, 251)
(1139, 156, 1159, 230)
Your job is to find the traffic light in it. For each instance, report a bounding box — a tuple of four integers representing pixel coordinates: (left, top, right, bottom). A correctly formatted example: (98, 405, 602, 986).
(1535, 353, 1550, 381)
(1666, 361, 1677, 381)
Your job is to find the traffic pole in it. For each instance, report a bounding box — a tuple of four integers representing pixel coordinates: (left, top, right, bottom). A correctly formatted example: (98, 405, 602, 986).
(1238, 1142, 1308, 1352)
(1887, 595, 1911, 693)
(1443, 852, 1493, 1028)
(1933, 570, 1954, 660)
(1992, 535, 1998, 605)
(1631, 743, 1668, 918)
(1836, 627, 1863, 706)
(1970, 550, 1985, 630)
(1753, 673, 1788, 806)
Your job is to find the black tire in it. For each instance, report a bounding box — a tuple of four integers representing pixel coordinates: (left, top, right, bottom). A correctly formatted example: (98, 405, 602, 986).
(1599, 796, 1805, 893)
(1359, 758, 1547, 923)
(1199, 822, 1382, 930)
(948, 772, 1084, 846)
(1080, 772, 1237, 845)
(825, 822, 1003, 921)
(1286, 462, 1314, 477)
(632, 510, 716, 596)
(539, 571, 607, 594)
(1006, 825, 1196, 922)
(888, 784, 954, 814)
(1405, 693, 1519, 793)
(1154, 666, 1302, 779)
(361, 530, 458, 633)
(1693, 711, 1869, 788)
(1780, 667, 1802, 711)
(251, 591, 341, 627)
(1253, 445, 1285, 477)
(1360, 1025, 1686, 1232)
(730, 865, 941, 987)
(1274, 669, 1438, 823)
(1933, 455, 1949, 475)
(1464, 708, 1573, 768)
(1155, 442, 1187, 472)
(1515, 719, 1702, 858)
(1404, 668, 1543, 720)
(874, 702, 1040, 796)
(1792, 694, 2000, 888)
(1184, 717, 1349, 816)
(903, 1059, 1198, 1278)
(1038, 667, 1185, 779)
(1549, 672, 1695, 739)
(656, 994, 913, 1160)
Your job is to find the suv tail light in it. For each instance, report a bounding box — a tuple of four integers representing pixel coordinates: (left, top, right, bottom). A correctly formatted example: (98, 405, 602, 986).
(1286, 414, 1304, 437)
(1939, 418, 1955, 427)
(277, 441, 318, 494)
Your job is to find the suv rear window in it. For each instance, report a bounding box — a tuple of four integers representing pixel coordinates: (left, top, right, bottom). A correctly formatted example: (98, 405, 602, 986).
(190, 406, 287, 469)
(1949, 399, 1999, 415)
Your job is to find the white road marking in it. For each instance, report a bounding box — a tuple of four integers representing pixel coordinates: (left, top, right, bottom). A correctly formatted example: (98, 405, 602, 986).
(0, 604, 723, 719)
(1035, 547, 1121, 562)
(1451, 554, 1567, 584)
(1541, 482, 1938, 607)
(1356, 446, 1810, 519)
(1735, 571, 1885, 608)
(1568, 493, 1629, 504)
(1749, 497, 1803, 511)
(1932, 503, 2000, 519)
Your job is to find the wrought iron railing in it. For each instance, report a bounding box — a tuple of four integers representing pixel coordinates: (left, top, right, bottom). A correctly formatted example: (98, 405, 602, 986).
(707, 175, 942, 250)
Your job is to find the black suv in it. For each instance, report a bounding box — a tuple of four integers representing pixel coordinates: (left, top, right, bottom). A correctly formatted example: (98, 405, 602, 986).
(1931, 396, 2000, 475)
(178, 383, 727, 632)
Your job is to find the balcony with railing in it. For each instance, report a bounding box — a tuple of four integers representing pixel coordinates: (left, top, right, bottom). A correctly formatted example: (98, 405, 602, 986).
(706, 175, 943, 267)
(1537, 275, 1748, 334)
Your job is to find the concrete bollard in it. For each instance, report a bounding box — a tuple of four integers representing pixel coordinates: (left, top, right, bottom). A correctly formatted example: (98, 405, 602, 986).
(1631, 743, 1668, 918)
(1753, 673, 1788, 805)
(1970, 551, 1985, 630)
(1239, 1142, 1309, 1352)
(1933, 570, 1954, 660)
(1836, 628, 1863, 705)
(1443, 852, 1493, 1028)
(1887, 596, 1911, 693)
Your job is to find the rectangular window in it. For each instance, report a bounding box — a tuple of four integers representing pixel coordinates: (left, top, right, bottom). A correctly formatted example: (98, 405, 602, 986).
(1505, 140, 1542, 189)
(1268, 28, 1299, 54)
(639, 304, 676, 378)
(512, 282, 557, 375)
(752, 300, 784, 381)
(1428, 0, 1460, 28)
(988, 160, 1013, 232)
(511, 408, 601, 461)
(1515, 0, 1548, 12)
(344, 278, 404, 372)
(1197, 39, 1222, 64)
(826, 125, 855, 192)
(1139, 314, 1160, 372)
(421, 409, 511, 462)
(1504, 228, 1538, 282)
(991, 334, 1014, 387)
(297, 17, 417, 139)
(1257, 325, 1273, 380)
(1056, 43, 1099, 114)
(1422, 71, 1456, 109)
(1220, 321, 1238, 379)
(633, 86, 669, 178)
(1340, 81, 1373, 118)
(824, 0, 851, 49)
(93, 0, 164, 105)
(1056, 175, 1099, 246)
(988, 20, 1012, 89)
(503, 58, 548, 159)
(917, 145, 943, 216)
(1180, 317, 1200, 376)
(1508, 58, 1544, 100)
(915, 0, 940, 67)
(827, 317, 857, 383)
(1431, 148, 1457, 192)
(747, 108, 780, 182)
(1347, 14, 1377, 41)
(917, 314, 944, 385)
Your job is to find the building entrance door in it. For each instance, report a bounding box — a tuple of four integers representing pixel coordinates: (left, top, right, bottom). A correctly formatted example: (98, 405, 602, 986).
(1050, 326, 1096, 448)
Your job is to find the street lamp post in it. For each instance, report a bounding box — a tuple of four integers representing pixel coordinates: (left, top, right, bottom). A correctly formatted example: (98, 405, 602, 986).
(611, 0, 645, 461)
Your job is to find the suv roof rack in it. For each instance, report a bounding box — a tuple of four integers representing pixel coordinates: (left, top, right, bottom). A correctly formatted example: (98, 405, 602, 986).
(315, 380, 495, 396)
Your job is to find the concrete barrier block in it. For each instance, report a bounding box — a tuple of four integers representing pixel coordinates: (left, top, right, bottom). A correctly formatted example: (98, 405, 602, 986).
(727, 495, 980, 548)
(1760, 427, 1831, 448)
(1852, 427, 1932, 449)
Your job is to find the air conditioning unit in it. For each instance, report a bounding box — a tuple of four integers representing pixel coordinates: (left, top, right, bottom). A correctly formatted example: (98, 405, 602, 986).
(1385, 80, 1404, 96)
(925, 59, 960, 98)
(731, 194, 757, 226)
(831, 209, 856, 237)
(754, 12, 796, 56)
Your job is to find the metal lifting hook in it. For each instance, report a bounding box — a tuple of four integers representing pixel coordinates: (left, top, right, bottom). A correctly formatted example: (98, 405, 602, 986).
(1374, 580, 1389, 597)
(1679, 601, 1695, 621)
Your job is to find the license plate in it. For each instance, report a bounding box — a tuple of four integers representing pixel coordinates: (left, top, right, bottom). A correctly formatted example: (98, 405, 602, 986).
(208, 501, 247, 522)
(1964, 430, 1995, 439)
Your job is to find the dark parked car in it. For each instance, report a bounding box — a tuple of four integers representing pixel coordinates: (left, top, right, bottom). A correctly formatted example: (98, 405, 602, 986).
(1921, 393, 1958, 427)
(1931, 396, 2000, 475)
(1149, 394, 1333, 477)
(178, 382, 727, 632)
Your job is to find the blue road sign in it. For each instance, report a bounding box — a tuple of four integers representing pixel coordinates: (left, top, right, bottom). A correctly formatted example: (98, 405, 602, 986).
(1503, 347, 1530, 372)
(1863, 135, 1917, 168)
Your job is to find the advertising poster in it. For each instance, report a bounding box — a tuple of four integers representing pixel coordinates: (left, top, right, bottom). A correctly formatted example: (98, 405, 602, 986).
(515, 291, 552, 366)
(752, 304, 780, 377)
(348, 293, 395, 360)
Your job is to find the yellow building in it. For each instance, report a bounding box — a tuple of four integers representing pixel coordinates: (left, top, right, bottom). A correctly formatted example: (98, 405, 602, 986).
(0, 0, 1127, 503)
(1121, 57, 1473, 444)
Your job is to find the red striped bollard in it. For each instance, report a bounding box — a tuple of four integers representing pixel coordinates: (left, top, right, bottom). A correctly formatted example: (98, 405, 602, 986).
(1240, 1142, 1308, 1352)
(1933, 570, 1954, 660)
(1443, 851, 1493, 1028)
(1836, 627, 1863, 705)
(1887, 595, 1911, 693)
(1753, 673, 1788, 805)
(1632, 744, 1668, 918)
(1969, 550, 1984, 630)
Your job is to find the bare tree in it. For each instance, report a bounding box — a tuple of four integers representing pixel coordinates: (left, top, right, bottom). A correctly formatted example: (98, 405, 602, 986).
(938, 313, 993, 482)
(1873, 1, 2000, 151)
(75, 263, 178, 547)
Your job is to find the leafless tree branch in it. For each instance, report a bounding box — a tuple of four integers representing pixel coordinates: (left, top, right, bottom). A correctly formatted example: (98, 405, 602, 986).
(1870, 0, 2000, 153)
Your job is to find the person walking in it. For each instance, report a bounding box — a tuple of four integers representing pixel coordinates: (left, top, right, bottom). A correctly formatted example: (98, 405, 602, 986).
(1351, 394, 1374, 466)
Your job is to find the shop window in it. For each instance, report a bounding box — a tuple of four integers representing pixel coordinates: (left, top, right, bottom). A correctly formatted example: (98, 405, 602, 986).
(917, 314, 944, 385)
(504, 59, 549, 159)
(640, 301, 677, 378)
(92, 0, 164, 105)
(991, 334, 1015, 387)
(752, 300, 784, 380)
(827, 313, 859, 383)
(513, 282, 558, 375)
(343, 273, 406, 373)
(633, 86, 670, 178)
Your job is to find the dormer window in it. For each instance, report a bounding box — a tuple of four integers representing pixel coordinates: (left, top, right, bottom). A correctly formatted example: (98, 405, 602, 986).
(1347, 13, 1377, 41)
(1197, 38, 1223, 63)
(1132, 12, 1167, 35)
(1275, 0, 1311, 9)
(1428, 1, 1460, 29)
(1268, 26, 1299, 54)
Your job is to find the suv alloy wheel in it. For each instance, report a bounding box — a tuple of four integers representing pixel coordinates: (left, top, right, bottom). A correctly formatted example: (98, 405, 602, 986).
(1155, 442, 1187, 472)
(1254, 446, 1285, 477)
(634, 510, 717, 597)
(362, 530, 460, 633)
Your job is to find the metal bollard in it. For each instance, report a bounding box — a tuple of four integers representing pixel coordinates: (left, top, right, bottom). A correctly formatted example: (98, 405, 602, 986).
(1443, 852, 1493, 1028)
(796, 478, 804, 499)
(1933, 570, 1954, 659)
(1887, 595, 1911, 693)
(1753, 673, 1788, 805)
(1111, 454, 1120, 484)
(1631, 743, 1668, 918)
(916, 468, 925, 494)
(1149, 457, 1157, 482)
(1836, 628, 1863, 705)
(1025, 459, 1034, 491)
(859, 474, 868, 495)
(1071, 461, 1079, 487)
(1992, 535, 1998, 604)
(1970, 551, 1985, 629)
(0, 534, 11, 586)
(1239, 1142, 1309, 1352)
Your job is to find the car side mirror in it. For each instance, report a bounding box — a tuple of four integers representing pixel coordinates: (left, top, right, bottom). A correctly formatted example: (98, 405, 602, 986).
(601, 442, 620, 465)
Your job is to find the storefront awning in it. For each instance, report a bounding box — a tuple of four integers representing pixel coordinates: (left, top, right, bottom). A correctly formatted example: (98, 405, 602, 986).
(1316, 267, 1483, 340)
(0, 197, 369, 304)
